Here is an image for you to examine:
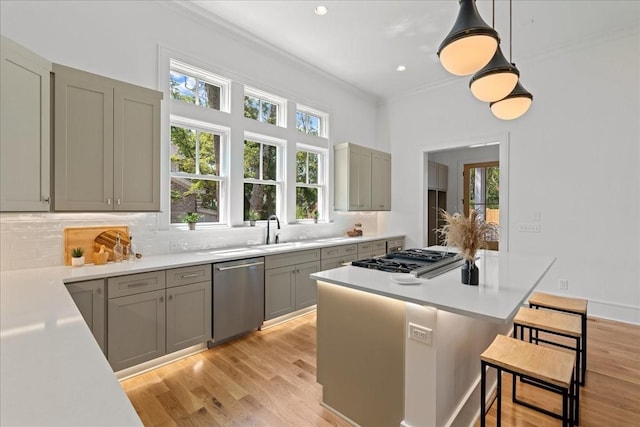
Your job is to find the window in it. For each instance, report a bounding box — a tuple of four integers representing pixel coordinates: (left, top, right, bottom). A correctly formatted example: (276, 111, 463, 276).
(169, 59, 230, 112)
(244, 87, 286, 127)
(296, 147, 325, 220)
(296, 105, 328, 137)
(244, 136, 282, 220)
(170, 118, 227, 224)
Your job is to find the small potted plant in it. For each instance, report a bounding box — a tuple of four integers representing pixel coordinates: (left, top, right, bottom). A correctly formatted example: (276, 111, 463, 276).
(71, 247, 85, 267)
(248, 210, 259, 226)
(182, 212, 201, 230)
(312, 210, 319, 223)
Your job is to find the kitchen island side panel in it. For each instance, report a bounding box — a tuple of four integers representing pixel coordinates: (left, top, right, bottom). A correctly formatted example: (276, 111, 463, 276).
(317, 281, 405, 427)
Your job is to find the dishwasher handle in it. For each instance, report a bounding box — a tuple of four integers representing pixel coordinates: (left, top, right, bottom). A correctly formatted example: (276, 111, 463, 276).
(216, 261, 264, 271)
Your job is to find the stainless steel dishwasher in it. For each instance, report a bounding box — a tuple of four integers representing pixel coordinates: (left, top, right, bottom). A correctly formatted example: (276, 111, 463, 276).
(213, 257, 265, 343)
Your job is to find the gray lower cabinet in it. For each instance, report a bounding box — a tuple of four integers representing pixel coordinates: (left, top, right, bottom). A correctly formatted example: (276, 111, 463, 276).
(65, 279, 106, 355)
(107, 271, 166, 372)
(166, 268, 212, 354)
(107, 266, 212, 372)
(320, 244, 357, 270)
(357, 240, 387, 259)
(265, 249, 321, 320)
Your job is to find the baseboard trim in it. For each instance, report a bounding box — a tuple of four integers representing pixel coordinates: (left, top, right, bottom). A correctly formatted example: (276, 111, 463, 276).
(261, 305, 316, 329)
(587, 299, 639, 325)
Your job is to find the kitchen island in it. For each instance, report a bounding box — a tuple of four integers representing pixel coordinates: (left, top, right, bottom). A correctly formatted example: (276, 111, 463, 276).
(311, 249, 555, 427)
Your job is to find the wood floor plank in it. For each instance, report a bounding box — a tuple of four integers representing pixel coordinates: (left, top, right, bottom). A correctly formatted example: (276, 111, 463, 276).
(122, 312, 640, 426)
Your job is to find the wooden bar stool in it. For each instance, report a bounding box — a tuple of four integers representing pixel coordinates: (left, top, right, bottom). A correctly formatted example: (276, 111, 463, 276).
(529, 292, 588, 385)
(480, 335, 578, 427)
(513, 307, 582, 424)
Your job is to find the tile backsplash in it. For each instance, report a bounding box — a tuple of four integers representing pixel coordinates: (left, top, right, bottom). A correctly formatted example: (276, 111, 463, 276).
(0, 211, 378, 272)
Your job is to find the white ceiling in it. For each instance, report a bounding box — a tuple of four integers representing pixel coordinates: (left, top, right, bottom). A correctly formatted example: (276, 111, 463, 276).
(179, 1, 639, 99)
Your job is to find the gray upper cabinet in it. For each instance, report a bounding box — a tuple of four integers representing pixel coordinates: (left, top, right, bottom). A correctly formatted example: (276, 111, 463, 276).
(334, 142, 391, 211)
(53, 64, 162, 211)
(0, 36, 52, 212)
(428, 161, 448, 191)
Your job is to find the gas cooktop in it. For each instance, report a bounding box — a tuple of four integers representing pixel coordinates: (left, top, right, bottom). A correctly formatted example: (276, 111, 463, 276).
(351, 248, 463, 278)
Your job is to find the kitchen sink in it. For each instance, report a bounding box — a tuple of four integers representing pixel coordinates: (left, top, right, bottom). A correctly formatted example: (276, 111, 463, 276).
(251, 241, 312, 250)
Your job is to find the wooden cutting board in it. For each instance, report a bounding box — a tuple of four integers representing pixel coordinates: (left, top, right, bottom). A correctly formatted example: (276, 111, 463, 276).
(63, 226, 129, 265)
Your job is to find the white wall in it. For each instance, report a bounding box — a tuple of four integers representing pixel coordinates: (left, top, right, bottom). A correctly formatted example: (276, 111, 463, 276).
(380, 29, 640, 323)
(0, 1, 381, 271)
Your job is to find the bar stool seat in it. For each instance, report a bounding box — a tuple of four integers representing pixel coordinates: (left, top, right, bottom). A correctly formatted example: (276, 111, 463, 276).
(529, 292, 588, 385)
(480, 334, 578, 427)
(513, 307, 582, 423)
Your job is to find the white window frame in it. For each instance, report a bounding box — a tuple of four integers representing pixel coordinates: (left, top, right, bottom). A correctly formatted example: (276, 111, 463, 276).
(170, 59, 231, 113)
(169, 115, 229, 226)
(295, 104, 328, 138)
(295, 144, 327, 221)
(243, 132, 285, 220)
(244, 86, 287, 128)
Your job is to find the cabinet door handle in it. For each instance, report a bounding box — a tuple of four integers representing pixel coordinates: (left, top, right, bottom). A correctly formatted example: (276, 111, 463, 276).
(160, 296, 164, 303)
(127, 282, 148, 288)
(42, 196, 50, 203)
(107, 198, 111, 205)
(180, 273, 200, 279)
(96, 288, 102, 295)
(116, 198, 121, 205)
(168, 294, 173, 301)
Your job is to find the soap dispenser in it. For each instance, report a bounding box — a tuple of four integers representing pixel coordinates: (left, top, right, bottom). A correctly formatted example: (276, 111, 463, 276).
(113, 233, 123, 263)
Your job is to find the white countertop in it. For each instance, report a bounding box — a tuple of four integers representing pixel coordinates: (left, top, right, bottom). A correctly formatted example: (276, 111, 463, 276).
(0, 234, 401, 426)
(311, 249, 556, 323)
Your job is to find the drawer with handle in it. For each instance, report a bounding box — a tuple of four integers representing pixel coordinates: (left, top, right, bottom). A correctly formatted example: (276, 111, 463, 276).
(107, 270, 166, 298)
(166, 264, 212, 288)
(321, 244, 357, 260)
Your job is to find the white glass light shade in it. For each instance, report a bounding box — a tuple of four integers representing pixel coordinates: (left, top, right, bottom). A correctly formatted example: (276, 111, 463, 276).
(490, 81, 533, 120)
(437, 0, 499, 76)
(439, 36, 499, 76)
(469, 47, 519, 102)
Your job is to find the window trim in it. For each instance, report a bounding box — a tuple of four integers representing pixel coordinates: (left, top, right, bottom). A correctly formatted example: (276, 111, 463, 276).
(169, 115, 229, 226)
(170, 59, 231, 113)
(296, 104, 329, 138)
(243, 132, 285, 220)
(244, 86, 287, 127)
(295, 143, 327, 221)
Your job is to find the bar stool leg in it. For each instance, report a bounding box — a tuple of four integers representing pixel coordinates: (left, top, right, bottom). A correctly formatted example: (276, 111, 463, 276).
(497, 367, 502, 427)
(481, 361, 487, 427)
(581, 313, 587, 386)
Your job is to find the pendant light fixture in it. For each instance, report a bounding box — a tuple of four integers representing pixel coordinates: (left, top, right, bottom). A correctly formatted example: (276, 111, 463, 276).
(469, 0, 519, 102)
(490, 81, 533, 119)
(489, 0, 533, 120)
(437, 0, 499, 76)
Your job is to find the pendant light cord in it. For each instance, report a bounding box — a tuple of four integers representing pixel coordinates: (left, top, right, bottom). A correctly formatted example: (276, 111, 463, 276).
(509, 0, 513, 62)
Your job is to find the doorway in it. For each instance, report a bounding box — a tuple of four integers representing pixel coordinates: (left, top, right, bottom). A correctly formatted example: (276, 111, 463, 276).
(421, 134, 509, 252)
(463, 161, 499, 250)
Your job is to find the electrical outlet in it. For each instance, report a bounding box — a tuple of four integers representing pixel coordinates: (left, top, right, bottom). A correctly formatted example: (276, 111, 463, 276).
(558, 279, 569, 290)
(518, 223, 541, 233)
(408, 323, 432, 345)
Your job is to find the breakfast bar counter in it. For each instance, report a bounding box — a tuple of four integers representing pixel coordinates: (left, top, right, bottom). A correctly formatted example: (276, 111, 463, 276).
(311, 250, 555, 427)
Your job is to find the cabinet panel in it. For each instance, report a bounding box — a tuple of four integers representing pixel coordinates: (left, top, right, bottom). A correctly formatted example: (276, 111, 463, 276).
(265, 249, 320, 270)
(265, 265, 295, 320)
(1, 36, 51, 212)
(295, 261, 320, 310)
(166, 281, 212, 353)
(108, 289, 166, 371)
(371, 151, 391, 210)
(114, 84, 161, 211)
(66, 279, 106, 355)
(54, 65, 113, 211)
(166, 264, 211, 288)
(107, 270, 165, 298)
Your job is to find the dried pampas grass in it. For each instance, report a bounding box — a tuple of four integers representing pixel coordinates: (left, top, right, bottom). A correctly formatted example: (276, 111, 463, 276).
(436, 209, 498, 262)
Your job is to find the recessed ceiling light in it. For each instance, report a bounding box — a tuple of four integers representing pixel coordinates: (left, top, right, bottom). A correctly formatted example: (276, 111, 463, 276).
(315, 5, 328, 15)
(396, 65, 407, 72)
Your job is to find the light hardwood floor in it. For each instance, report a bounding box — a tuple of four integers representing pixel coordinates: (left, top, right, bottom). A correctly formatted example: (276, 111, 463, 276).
(122, 313, 640, 426)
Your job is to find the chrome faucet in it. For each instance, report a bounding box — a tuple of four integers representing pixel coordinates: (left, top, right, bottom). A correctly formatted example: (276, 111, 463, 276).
(266, 214, 280, 244)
